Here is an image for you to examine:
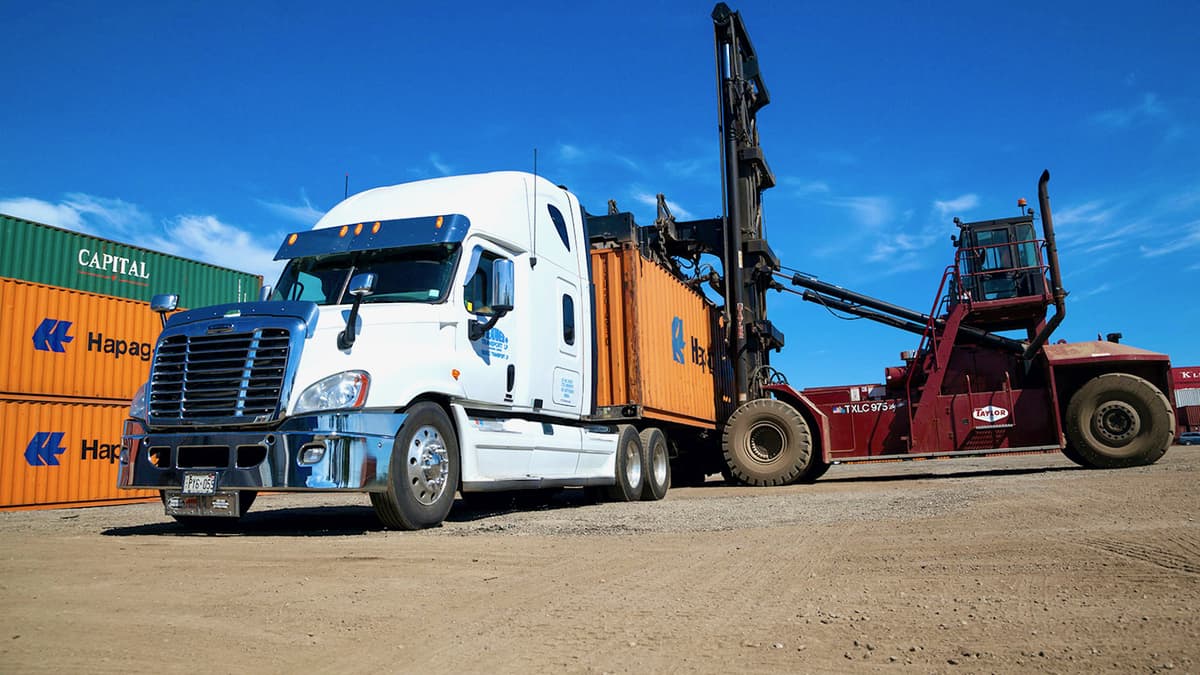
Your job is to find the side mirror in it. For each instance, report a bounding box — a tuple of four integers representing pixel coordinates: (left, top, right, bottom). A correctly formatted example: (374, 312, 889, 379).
(150, 294, 179, 328)
(348, 272, 377, 298)
(337, 273, 377, 350)
(489, 259, 514, 314)
(150, 294, 179, 314)
(258, 285, 273, 302)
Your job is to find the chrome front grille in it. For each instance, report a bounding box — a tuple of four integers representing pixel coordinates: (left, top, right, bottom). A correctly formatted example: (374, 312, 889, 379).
(149, 328, 291, 423)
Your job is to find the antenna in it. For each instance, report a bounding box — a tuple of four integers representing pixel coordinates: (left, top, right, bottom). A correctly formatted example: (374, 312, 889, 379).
(344, 173, 349, 199)
(530, 148, 539, 268)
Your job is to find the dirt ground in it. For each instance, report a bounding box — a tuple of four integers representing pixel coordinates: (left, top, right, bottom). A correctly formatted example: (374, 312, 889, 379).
(1, 448, 1197, 674)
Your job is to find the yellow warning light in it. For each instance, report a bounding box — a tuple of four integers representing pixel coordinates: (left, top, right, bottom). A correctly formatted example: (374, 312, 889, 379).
(354, 223, 363, 236)
(372, 221, 381, 234)
(1017, 198, 1028, 208)
(339, 225, 349, 237)
(435, 216, 444, 229)
(451, 369, 461, 380)
(287, 233, 298, 245)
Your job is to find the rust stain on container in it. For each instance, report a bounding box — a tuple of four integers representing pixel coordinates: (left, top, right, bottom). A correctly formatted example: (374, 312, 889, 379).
(591, 246, 732, 428)
(0, 397, 156, 510)
(0, 278, 161, 401)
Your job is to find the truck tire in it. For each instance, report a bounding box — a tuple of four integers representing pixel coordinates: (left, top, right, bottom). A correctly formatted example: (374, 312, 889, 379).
(605, 424, 645, 502)
(639, 428, 671, 501)
(1064, 373, 1174, 469)
(371, 403, 459, 529)
(722, 398, 813, 486)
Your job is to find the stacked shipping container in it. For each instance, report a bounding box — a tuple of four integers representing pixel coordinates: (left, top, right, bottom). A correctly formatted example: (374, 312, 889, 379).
(0, 214, 261, 509)
(1172, 366, 1200, 434)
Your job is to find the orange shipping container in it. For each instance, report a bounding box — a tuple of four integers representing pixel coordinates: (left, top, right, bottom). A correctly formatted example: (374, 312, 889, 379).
(0, 277, 160, 401)
(0, 396, 156, 509)
(591, 245, 733, 428)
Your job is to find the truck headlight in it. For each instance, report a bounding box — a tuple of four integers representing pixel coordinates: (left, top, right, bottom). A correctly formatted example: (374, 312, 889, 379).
(294, 371, 370, 414)
(129, 383, 149, 421)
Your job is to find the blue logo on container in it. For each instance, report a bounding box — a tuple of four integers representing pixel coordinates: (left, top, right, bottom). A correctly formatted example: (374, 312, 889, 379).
(32, 318, 74, 353)
(25, 432, 67, 466)
(670, 317, 685, 364)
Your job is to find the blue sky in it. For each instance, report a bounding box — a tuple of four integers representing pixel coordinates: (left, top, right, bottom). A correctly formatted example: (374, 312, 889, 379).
(2, 1, 1197, 387)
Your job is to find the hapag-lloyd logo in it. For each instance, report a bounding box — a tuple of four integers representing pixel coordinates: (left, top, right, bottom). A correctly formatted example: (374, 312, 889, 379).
(972, 405, 1010, 423)
(77, 247, 150, 280)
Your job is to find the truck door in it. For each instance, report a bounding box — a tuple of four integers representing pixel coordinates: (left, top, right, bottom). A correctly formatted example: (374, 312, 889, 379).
(459, 241, 522, 409)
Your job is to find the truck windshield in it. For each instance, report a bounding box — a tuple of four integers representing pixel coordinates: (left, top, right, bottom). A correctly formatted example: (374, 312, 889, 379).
(272, 244, 460, 305)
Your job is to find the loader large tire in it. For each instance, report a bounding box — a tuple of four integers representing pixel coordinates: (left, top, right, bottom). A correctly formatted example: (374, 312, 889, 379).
(722, 398, 813, 486)
(1064, 373, 1174, 469)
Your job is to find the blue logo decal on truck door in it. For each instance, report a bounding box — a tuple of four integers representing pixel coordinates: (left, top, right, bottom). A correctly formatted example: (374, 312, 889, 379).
(671, 317, 685, 364)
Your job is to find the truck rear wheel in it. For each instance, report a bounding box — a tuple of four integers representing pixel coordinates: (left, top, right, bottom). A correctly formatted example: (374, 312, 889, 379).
(1064, 373, 1174, 469)
(371, 403, 459, 529)
(722, 398, 813, 486)
(605, 424, 645, 502)
(639, 428, 670, 501)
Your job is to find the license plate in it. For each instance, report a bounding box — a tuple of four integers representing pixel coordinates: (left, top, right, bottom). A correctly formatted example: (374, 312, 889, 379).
(182, 472, 217, 495)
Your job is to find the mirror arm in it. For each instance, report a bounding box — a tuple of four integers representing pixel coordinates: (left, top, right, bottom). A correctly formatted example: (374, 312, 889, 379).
(468, 310, 508, 341)
(338, 295, 367, 350)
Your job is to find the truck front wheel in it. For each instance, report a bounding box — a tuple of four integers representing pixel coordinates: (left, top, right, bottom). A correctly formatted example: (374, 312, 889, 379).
(722, 398, 813, 486)
(1064, 373, 1174, 469)
(371, 403, 460, 530)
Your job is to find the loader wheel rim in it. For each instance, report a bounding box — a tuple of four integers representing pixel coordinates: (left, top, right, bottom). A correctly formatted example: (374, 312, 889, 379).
(746, 421, 786, 465)
(407, 425, 449, 505)
(1092, 400, 1140, 446)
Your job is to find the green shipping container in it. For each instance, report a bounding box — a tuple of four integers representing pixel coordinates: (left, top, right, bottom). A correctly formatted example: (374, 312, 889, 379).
(0, 214, 261, 307)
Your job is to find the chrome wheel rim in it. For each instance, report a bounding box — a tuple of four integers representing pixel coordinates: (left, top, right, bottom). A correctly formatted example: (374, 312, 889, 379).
(623, 441, 642, 488)
(407, 425, 449, 505)
(651, 441, 669, 487)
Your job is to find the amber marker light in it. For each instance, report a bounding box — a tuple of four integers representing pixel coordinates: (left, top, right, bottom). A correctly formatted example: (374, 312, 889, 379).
(435, 216, 444, 229)
(372, 221, 381, 234)
(354, 223, 364, 235)
(339, 225, 349, 237)
(451, 369, 461, 380)
(287, 233, 298, 245)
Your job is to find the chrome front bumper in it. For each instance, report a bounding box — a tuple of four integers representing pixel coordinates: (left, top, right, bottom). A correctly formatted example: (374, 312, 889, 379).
(118, 410, 406, 492)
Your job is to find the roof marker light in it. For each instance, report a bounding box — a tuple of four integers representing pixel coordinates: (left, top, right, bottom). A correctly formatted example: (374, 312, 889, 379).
(372, 221, 381, 234)
(339, 225, 349, 237)
(287, 233, 298, 245)
(354, 223, 364, 236)
(435, 216, 444, 229)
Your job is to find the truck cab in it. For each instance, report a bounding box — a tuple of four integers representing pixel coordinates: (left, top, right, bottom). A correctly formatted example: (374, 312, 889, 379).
(119, 172, 655, 529)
